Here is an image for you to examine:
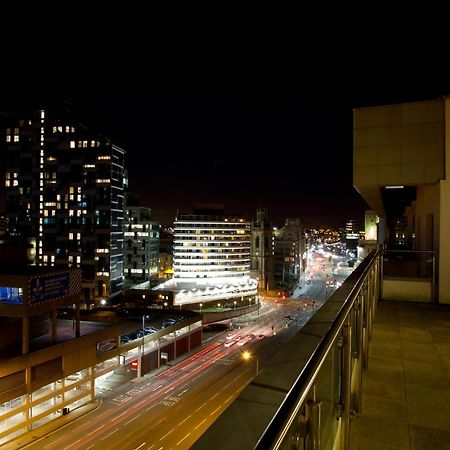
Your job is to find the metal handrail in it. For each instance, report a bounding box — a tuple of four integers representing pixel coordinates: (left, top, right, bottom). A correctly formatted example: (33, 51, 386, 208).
(255, 249, 380, 449)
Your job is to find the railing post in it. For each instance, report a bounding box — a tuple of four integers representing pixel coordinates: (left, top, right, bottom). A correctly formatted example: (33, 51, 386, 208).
(341, 318, 352, 450)
(362, 280, 370, 370)
(353, 295, 364, 414)
(432, 254, 436, 304)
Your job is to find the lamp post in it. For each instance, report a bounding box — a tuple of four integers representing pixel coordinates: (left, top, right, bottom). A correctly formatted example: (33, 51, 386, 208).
(199, 303, 203, 312)
(234, 300, 237, 309)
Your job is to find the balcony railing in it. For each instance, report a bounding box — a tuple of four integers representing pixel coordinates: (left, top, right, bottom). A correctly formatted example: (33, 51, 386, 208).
(193, 248, 381, 450)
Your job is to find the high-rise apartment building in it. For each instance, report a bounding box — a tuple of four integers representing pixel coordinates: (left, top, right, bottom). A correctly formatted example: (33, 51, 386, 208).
(124, 206, 159, 285)
(173, 213, 251, 280)
(2, 108, 126, 304)
(154, 207, 257, 308)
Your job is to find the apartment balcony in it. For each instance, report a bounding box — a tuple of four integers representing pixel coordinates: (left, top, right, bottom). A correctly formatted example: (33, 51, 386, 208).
(193, 248, 450, 449)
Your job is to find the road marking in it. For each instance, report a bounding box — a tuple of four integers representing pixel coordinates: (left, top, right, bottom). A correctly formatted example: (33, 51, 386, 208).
(125, 415, 139, 425)
(159, 428, 174, 440)
(112, 411, 128, 420)
(176, 432, 191, 446)
(178, 414, 191, 426)
(210, 392, 219, 399)
(210, 405, 222, 416)
(164, 386, 175, 394)
(101, 428, 119, 440)
(222, 382, 232, 390)
(225, 394, 234, 403)
(195, 402, 206, 412)
(152, 385, 163, 391)
(178, 388, 188, 396)
(62, 439, 81, 450)
(133, 399, 146, 408)
(86, 445, 95, 450)
(44, 435, 65, 447)
(194, 418, 207, 430)
(134, 443, 146, 450)
(87, 424, 104, 435)
(146, 404, 156, 412)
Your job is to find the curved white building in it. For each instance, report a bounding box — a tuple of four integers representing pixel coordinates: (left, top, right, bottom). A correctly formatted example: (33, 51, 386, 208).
(154, 213, 257, 308)
(173, 214, 251, 279)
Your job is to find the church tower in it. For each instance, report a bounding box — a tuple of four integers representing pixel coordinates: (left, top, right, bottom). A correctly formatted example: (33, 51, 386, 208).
(251, 208, 274, 290)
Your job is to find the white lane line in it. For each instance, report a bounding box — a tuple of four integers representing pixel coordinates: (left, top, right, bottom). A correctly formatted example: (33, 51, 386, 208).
(100, 428, 119, 440)
(112, 411, 128, 420)
(221, 382, 232, 390)
(178, 388, 188, 396)
(194, 418, 207, 430)
(44, 435, 65, 447)
(62, 439, 81, 450)
(225, 394, 234, 403)
(87, 424, 105, 435)
(195, 402, 206, 412)
(152, 385, 163, 391)
(176, 432, 191, 446)
(134, 443, 146, 450)
(210, 405, 222, 416)
(159, 428, 174, 440)
(146, 404, 156, 412)
(133, 399, 146, 408)
(86, 445, 95, 450)
(178, 414, 191, 426)
(210, 392, 219, 399)
(125, 415, 139, 425)
(164, 386, 175, 394)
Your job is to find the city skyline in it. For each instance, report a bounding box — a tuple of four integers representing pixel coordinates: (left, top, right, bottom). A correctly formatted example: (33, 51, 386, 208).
(3, 90, 450, 227)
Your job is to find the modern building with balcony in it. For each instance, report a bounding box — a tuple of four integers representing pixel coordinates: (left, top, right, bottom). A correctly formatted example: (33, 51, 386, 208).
(154, 207, 257, 309)
(1, 108, 126, 305)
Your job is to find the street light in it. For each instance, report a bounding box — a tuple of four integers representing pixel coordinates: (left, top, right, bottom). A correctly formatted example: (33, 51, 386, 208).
(199, 303, 203, 312)
(241, 350, 259, 375)
(234, 300, 237, 309)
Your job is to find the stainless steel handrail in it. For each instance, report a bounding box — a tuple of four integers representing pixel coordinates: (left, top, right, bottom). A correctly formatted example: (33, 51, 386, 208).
(255, 249, 380, 450)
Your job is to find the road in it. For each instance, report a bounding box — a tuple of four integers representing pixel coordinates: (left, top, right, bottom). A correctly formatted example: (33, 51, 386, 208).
(27, 253, 354, 450)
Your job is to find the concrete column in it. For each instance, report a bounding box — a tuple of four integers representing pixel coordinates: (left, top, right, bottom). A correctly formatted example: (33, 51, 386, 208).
(75, 304, 81, 337)
(22, 317, 29, 354)
(51, 309, 57, 343)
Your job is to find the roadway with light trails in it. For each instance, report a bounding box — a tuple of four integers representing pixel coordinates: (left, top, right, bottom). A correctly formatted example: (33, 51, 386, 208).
(25, 253, 352, 450)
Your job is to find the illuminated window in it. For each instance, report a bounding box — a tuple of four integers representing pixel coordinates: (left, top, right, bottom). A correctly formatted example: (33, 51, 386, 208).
(14, 135, 19, 142)
(70, 141, 76, 148)
(69, 233, 74, 240)
(83, 141, 88, 148)
(76, 256, 81, 263)
(6, 135, 11, 142)
(66, 126, 70, 133)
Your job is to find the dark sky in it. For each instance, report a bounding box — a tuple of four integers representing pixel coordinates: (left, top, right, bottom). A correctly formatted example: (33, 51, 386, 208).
(3, 89, 450, 227)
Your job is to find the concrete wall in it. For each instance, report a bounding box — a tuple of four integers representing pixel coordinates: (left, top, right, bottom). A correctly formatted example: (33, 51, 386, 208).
(383, 279, 432, 303)
(439, 99, 450, 304)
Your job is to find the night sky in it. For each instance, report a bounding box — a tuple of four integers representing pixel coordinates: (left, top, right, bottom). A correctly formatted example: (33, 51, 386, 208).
(3, 89, 450, 227)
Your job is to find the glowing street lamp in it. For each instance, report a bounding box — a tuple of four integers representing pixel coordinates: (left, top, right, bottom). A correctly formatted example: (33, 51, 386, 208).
(199, 303, 203, 312)
(241, 350, 259, 375)
(234, 300, 237, 309)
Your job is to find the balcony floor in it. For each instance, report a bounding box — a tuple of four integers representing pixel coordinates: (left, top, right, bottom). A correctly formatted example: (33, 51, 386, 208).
(350, 300, 450, 450)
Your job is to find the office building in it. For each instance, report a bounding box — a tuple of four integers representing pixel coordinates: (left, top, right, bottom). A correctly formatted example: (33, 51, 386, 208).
(154, 206, 257, 308)
(273, 218, 305, 288)
(2, 108, 126, 305)
(124, 206, 159, 285)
